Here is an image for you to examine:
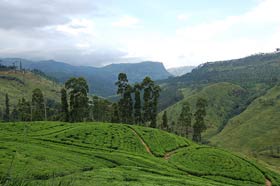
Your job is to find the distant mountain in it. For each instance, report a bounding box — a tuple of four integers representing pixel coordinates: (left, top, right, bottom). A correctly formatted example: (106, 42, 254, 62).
(167, 66, 195, 76)
(0, 58, 172, 97)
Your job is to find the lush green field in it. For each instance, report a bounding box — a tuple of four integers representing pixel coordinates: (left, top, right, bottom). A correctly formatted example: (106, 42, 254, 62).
(0, 70, 61, 108)
(211, 85, 280, 171)
(0, 122, 279, 186)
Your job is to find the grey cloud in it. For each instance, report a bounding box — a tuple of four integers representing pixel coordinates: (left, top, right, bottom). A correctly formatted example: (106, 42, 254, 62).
(0, 0, 134, 67)
(0, 0, 107, 30)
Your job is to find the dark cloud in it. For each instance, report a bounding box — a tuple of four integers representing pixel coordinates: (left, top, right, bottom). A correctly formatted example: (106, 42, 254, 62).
(0, 0, 130, 67)
(0, 0, 106, 30)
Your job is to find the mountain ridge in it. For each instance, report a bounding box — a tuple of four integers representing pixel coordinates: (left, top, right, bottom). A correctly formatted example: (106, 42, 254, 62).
(0, 58, 172, 97)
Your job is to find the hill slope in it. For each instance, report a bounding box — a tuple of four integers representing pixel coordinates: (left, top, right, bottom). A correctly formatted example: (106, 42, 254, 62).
(210, 85, 280, 170)
(167, 66, 195, 76)
(170, 52, 280, 86)
(158, 82, 247, 139)
(158, 52, 280, 170)
(0, 70, 61, 108)
(0, 122, 279, 186)
(0, 58, 172, 97)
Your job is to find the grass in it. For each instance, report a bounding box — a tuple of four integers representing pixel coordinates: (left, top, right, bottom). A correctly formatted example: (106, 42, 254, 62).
(0, 121, 279, 185)
(130, 125, 192, 156)
(210, 85, 280, 169)
(0, 70, 61, 108)
(158, 82, 247, 139)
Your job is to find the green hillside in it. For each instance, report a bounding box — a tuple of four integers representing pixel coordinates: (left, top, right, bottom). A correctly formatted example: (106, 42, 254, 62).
(0, 70, 61, 108)
(1, 122, 279, 186)
(158, 82, 247, 139)
(210, 85, 280, 170)
(159, 52, 280, 111)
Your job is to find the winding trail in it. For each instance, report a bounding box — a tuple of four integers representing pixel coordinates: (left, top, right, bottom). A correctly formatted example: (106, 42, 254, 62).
(129, 127, 153, 155)
(265, 179, 272, 186)
(164, 147, 187, 160)
(128, 126, 272, 186)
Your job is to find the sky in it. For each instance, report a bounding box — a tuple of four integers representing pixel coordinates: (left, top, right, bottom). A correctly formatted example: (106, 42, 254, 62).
(0, 0, 280, 68)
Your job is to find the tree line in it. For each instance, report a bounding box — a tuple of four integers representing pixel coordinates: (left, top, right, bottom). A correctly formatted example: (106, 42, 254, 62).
(112, 73, 161, 127)
(0, 88, 59, 122)
(161, 98, 207, 142)
(1, 73, 208, 143)
(59, 73, 161, 127)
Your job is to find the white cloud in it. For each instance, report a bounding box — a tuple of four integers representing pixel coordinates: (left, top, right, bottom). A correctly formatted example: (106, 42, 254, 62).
(112, 16, 140, 28)
(120, 0, 280, 68)
(177, 14, 190, 21)
(1, 0, 280, 68)
(55, 18, 96, 36)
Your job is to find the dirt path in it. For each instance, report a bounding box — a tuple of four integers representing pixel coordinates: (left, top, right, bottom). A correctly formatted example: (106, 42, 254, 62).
(129, 128, 153, 155)
(265, 179, 272, 186)
(164, 150, 178, 160)
(163, 146, 188, 160)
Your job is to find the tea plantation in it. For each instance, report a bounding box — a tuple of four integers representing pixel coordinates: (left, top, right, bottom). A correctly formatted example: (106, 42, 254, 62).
(0, 122, 279, 186)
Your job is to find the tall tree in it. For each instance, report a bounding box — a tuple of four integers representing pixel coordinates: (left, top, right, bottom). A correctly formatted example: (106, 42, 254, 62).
(10, 107, 19, 121)
(150, 85, 161, 128)
(60, 88, 69, 122)
(116, 73, 133, 123)
(192, 98, 207, 142)
(141, 77, 161, 128)
(178, 102, 192, 137)
(123, 84, 134, 123)
(111, 103, 120, 123)
(3, 94, 10, 122)
(65, 77, 89, 122)
(133, 83, 142, 124)
(142, 77, 154, 123)
(32, 88, 45, 121)
(116, 73, 128, 122)
(18, 98, 31, 121)
(90, 96, 112, 122)
(162, 111, 168, 130)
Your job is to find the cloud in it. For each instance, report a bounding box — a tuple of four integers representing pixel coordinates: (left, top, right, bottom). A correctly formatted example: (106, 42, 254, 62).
(124, 0, 280, 67)
(0, 0, 280, 68)
(0, 0, 102, 30)
(177, 14, 190, 21)
(112, 16, 140, 28)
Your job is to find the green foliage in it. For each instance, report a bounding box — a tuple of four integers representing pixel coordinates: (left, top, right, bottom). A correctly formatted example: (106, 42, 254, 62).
(161, 111, 168, 130)
(0, 70, 61, 109)
(31, 88, 45, 121)
(17, 98, 31, 121)
(133, 83, 142, 124)
(3, 94, 10, 122)
(211, 85, 280, 169)
(164, 52, 280, 88)
(141, 77, 161, 127)
(169, 147, 265, 184)
(65, 77, 89, 122)
(193, 98, 207, 142)
(0, 122, 279, 185)
(111, 103, 120, 123)
(89, 96, 112, 122)
(116, 73, 133, 124)
(131, 125, 191, 156)
(178, 102, 192, 137)
(60, 88, 69, 122)
(158, 83, 247, 139)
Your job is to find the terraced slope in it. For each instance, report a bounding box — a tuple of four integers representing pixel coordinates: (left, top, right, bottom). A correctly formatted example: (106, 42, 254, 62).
(0, 122, 279, 186)
(211, 85, 280, 170)
(158, 82, 246, 139)
(0, 70, 61, 107)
